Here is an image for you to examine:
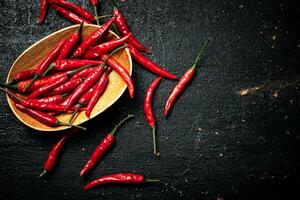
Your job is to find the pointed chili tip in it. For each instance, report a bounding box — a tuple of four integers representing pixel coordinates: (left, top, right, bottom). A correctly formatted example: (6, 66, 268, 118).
(83, 184, 90, 191)
(80, 169, 85, 177)
(39, 170, 47, 178)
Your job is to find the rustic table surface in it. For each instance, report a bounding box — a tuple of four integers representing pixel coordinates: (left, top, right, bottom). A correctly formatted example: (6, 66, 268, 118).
(0, 0, 299, 199)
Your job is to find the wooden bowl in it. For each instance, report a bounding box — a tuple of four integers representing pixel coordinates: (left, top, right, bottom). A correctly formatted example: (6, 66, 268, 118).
(6, 24, 132, 132)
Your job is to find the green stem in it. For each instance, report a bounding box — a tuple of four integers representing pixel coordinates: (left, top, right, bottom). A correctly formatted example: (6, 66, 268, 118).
(68, 105, 81, 124)
(111, 0, 118, 9)
(0, 87, 22, 102)
(58, 121, 86, 131)
(151, 126, 158, 156)
(110, 114, 134, 135)
(112, 23, 121, 36)
(24, 73, 38, 92)
(94, 5, 100, 26)
(0, 83, 18, 91)
(77, 22, 84, 34)
(67, 65, 91, 77)
(42, 64, 55, 77)
(191, 39, 211, 70)
(101, 45, 128, 67)
(96, 14, 112, 20)
(144, 179, 160, 183)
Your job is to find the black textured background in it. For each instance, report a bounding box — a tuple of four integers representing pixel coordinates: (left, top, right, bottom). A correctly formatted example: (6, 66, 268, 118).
(0, 0, 299, 199)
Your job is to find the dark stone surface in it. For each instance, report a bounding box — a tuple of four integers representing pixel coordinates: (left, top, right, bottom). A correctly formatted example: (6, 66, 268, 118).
(0, 0, 299, 199)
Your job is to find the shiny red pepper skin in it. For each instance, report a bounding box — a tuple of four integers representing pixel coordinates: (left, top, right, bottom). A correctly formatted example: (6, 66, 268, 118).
(20, 100, 68, 112)
(40, 0, 48, 25)
(164, 69, 195, 116)
(85, 68, 112, 117)
(84, 173, 144, 190)
(57, 23, 83, 61)
(101, 55, 134, 98)
(47, 78, 83, 96)
(64, 67, 105, 110)
(9, 68, 36, 84)
(49, 0, 95, 22)
(73, 16, 115, 58)
(28, 75, 69, 99)
(113, 8, 150, 53)
(51, 59, 102, 71)
(84, 33, 132, 59)
(35, 94, 66, 104)
(71, 67, 95, 80)
(51, 4, 92, 24)
(129, 45, 177, 80)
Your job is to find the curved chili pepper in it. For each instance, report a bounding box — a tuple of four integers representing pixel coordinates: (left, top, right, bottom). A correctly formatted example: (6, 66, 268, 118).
(144, 77, 162, 155)
(164, 41, 209, 116)
(84, 173, 159, 190)
(128, 45, 177, 80)
(34, 94, 68, 104)
(57, 22, 83, 61)
(80, 115, 133, 176)
(84, 33, 132, 59)
(14, 103, 86, 130)
(43, 59, 102, 76)
(85, 67, 112, 118)
(113, 5, 150, 53)
(49, 0, 95, 22)
(51, 4, 92, 24)
(100, 54, 134, 98)
(40, 0, 48, 25)
(72, 16, 115, 58)
(71, 67, 95, 80)
(8, 68, 36, 84)
(24, 39, 66, 92)
(39, 128, 79, 177)
(47, 78, 83, 96)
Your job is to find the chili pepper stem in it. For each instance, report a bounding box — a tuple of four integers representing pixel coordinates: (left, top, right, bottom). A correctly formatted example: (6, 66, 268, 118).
(144, 179, 160, 183)
(39, 170, 47, 178)
(0, 83, 18, 91)
(111, 114, 133, 135)
(0, 87, 22, 102)
(77, 22, 84, 34)
(93, 6, 100, 25)
(57, 121, 86, 131)
(68, 105, 81, 123)
(191, 39, 211, 70)
(96, 14, 112, 19)
(24, 73, 38, 92)
(42, 64, 55, 77)
(151, 126, 159, 156)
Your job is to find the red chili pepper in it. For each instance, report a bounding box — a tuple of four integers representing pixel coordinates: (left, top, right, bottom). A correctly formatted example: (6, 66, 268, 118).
(71, 67, 95, 80)
(164, 41, 209, 116)
(49, 0, 95, 22)
(56, 22, 83, 61)
(51, 4, 92, 24)
(24, 40, 66, 92)
(84, 173, 159, 190)
(73, 16, 115, 58)
(113, 5, 150, 53)
(84, 33, 132, 59)
(40, 0, 48, 25)
(14, 103, 86, 130)
(100, 54, 134, 98)
(34, 94, 68, 104)
(8, 68, 36, 84)
(128, 45, 177, 80)
(85, 67, 112, 118)
(89, 0, 99, 6)
(44, 59, 102, 75)
(144, 77, 162, 155)
(80, 115, 133, 176)
(47, 78, 84, 96)
(39, 128, 80, 177)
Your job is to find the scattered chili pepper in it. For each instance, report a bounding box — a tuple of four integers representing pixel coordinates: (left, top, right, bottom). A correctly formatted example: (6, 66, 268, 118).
(51, 4, 92, 24)
(72, 16, 115, 58)
(14, 103, 86, 130)
(43, 59, 102, 76)
(144, 77, 162, 155)
(84, 33, 132, 59)
(85, 67, 112, 118)
(113, 3, 150, 53)
(47, 78, 84, 96)
(39, 128, 79, 177)
(100, 54, 134, 98)
(164, 40, 209, 116)
(80, 115, 133, 176)
(49, 0, 95, 22)
(84, 173, 159, 190)
(8, 68, 36, 85)
(40, 0, 48, 25)
(128, 45, 177, 80)
(56, 22, 83, 61)
(24, 39, 66, 92)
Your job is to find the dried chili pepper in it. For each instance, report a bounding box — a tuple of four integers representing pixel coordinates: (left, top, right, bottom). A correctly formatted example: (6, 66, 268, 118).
(144, 77, 162, 155)
(85, 67, 112, 118)
(100, 54, 134, 98)
(72, 16, 115, 58)
(14, 103, 86, 130)
(84, 33, 132, 59)
(8, 68, 36, 84)
(43, 59, 102, 76)
(80, 115, 133, 176)
(84, 173, 159, 190)
(164, 41, 209, 116)
(39, 128, 79, 177)
(40, 0, 48, 25)
(128, 45, 177, 80)
(49, 0, 95, 22)
(56, 22, 83, 61)
(51, 4, 92, 24)
(47, 78, 84, 96)
(24, 40, 66, 92)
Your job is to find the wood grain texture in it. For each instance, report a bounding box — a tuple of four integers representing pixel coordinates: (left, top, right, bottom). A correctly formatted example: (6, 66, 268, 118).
(0, 0, 299, 199)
